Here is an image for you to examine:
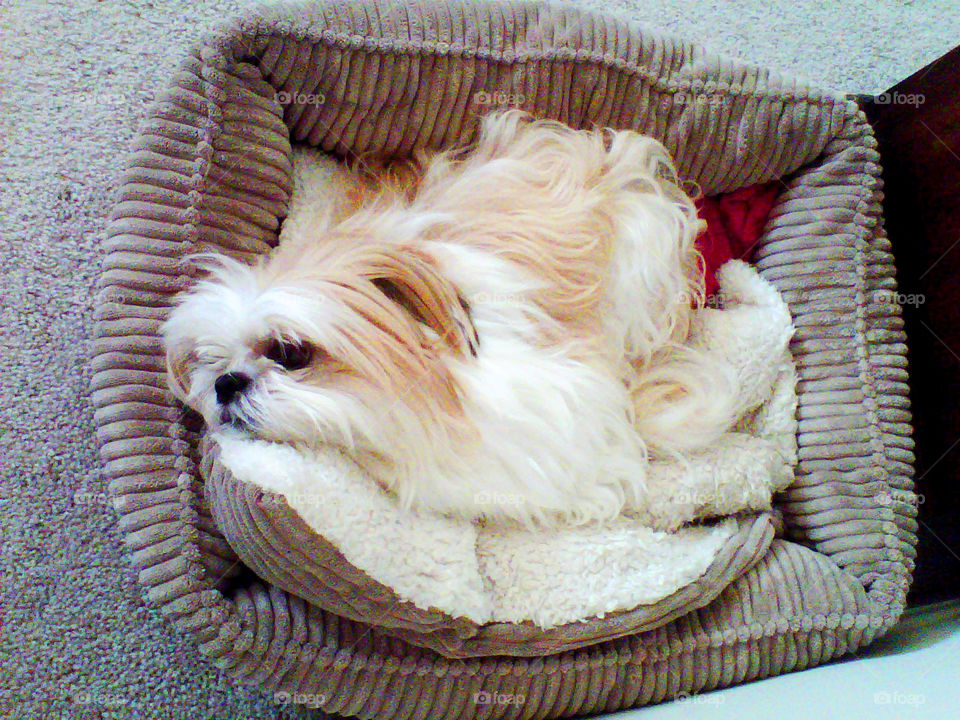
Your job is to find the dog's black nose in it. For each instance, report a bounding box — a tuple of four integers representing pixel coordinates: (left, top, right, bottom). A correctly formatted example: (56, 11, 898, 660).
(215, 372, 251, 405)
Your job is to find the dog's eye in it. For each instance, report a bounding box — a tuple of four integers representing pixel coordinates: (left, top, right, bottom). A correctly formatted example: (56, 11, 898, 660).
(264, 340, 314, 371)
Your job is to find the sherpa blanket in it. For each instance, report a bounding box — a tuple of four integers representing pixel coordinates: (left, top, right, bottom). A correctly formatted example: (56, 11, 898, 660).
(215, 149, 797, 629)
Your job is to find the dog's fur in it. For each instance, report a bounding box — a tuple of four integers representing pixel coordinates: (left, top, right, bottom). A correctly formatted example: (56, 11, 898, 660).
(164, 110, 736, 526)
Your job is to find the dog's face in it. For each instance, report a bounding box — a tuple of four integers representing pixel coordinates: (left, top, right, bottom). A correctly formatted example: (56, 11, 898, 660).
(163, 244, 478, 451)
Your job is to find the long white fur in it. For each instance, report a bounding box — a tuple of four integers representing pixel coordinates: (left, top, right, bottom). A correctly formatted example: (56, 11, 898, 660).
(164, 111, 738, 527)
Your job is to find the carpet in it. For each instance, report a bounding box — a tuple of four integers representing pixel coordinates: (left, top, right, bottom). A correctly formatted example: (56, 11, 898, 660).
(1, 1, 954, 718)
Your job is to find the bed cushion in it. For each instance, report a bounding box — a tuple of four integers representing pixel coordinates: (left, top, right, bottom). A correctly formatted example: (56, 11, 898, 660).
(91, 0, 917, 716)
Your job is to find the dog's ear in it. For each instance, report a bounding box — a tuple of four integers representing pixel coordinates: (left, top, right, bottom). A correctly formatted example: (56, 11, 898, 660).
(164, 339, 195, 401)
(364, 246, 479, 358)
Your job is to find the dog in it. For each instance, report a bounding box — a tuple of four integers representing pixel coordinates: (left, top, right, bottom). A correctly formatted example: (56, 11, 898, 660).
(164, 110, 736, 526)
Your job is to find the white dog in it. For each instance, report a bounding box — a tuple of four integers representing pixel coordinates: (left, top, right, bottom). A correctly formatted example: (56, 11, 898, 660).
(164, 110, 737, 526)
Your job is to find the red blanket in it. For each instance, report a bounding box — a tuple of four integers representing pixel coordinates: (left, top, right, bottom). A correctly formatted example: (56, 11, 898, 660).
(694, 182, 781, 297)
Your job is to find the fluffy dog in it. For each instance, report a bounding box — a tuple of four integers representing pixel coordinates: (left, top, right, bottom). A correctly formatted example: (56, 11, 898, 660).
(164, 110, 736, 526)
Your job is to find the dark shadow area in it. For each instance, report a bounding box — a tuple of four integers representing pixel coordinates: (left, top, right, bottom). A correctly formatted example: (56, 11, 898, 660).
(862, 46, 960, 605)
(861, 600, 960, 657)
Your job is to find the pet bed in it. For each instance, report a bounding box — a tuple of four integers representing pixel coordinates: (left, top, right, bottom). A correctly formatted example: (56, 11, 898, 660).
(92, 0, 917, 717)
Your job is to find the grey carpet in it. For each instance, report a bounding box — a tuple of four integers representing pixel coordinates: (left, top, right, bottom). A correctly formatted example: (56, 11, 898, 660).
(1, 1, 954, 718)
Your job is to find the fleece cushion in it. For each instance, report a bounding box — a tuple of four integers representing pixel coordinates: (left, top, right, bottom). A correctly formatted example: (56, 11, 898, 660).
(91, 1, 917, 718)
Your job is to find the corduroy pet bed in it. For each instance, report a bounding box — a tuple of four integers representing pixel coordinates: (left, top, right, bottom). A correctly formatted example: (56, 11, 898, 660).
(92, 1, 917, 717)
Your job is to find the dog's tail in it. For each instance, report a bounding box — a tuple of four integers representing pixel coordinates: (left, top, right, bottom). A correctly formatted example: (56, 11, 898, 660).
(626, 344, 737, 458)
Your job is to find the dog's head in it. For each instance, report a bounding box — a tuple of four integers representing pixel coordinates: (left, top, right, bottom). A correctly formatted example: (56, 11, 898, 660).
(163, 244, 478, 451)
